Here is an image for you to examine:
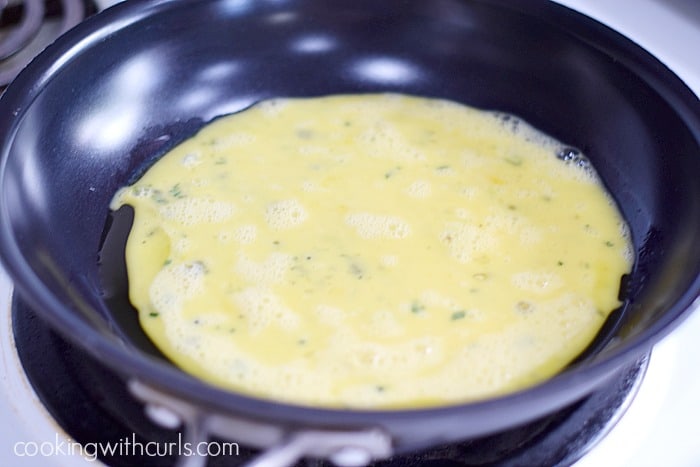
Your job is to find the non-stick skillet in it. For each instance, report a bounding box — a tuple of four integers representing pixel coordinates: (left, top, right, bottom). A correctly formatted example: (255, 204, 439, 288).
(1, 0, 700, 466)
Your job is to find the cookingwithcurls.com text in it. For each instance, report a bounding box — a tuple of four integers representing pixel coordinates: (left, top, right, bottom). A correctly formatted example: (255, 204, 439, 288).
(13, 433, 239, 462)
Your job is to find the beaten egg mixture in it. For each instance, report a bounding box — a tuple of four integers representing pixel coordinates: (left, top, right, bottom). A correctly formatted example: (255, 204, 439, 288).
(111, 94, 632, 408)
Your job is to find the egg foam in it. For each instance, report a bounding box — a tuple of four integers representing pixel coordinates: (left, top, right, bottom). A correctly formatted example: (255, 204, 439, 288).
(110, 93, 633, 408)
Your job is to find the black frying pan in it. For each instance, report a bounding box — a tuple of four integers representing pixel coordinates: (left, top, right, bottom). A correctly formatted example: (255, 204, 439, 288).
(1, 0, 700, 464)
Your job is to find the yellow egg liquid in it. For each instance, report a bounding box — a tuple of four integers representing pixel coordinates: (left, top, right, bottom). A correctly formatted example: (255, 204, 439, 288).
(111, 94, 633, 408)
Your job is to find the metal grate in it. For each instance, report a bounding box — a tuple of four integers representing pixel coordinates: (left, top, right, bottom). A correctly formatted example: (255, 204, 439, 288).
(0, 0, 87, 88)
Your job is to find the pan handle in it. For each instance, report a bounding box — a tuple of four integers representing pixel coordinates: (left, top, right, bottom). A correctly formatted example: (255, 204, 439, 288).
(128, 379, 393, 467)
(241, 429, 392, 467)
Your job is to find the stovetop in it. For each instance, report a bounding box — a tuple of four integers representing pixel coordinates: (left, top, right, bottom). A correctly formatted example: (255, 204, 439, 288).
(1, 1, 700, 466)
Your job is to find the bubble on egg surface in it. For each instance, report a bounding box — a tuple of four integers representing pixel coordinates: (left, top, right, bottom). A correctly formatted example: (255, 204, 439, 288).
(265, 199, 308, 229)
(149, 261, 207, 315)
(232, 224, 257, 244)
(459, 149, 489, 170)
(181, 152, 202, 168)
(235, 253, 291, 285)
(617, 221, 635, 263)
(211, 132, 256, 148)
(406, 180, 431, 198)
(518, 225, 543, 245)
(129, 185, 155, 199)
(159, 198, 235, 225)
(336, 336, 446, 392)
(418, 289, 459, 309)
(358, 122, 425, 162)
(258, 98, 289, 116)
(216, 230, 232, 243)
(549, 152, 599, 184)
(511, 271, 564, 294)
(440, 222, 496, 263)
(172, 236, 191, 254)
(315, 305, 346, 326)
(301, 181, 324, 192)
(232, 287, 300, 334)
(365, 309, 404, 337)
(459, 186, 479, 200)
(455, 207, 471, 219)
(345, 212, 411, 239)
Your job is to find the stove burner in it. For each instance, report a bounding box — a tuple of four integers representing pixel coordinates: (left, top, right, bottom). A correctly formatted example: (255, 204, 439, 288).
(0, 0, 92, 87)
(12, 294, 649, 467)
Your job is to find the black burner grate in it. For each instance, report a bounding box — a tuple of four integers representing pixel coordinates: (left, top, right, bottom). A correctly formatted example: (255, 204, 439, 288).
(0, 0, 93, 87)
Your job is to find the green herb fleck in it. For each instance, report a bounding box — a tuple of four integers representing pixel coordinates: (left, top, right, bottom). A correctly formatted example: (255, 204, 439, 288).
(296, 128, 313, 139)
(151, 189, 168, 204)
(504, 155, 523, 166)
(375, 385, 386, 393)
(557, 260, 564, 266)
(149, 312, 159, 318)
(349, 262, 364, 279)
(191, 260, 208, 273)
(163, 259, 172, 266)
(451, 310, 466, 321)
(384, 166, 402, 179)
(605, 241, 614, 247)
(473, 273, 488, 282)
(170, 183, 186, 198)
(411, 301, 425, 314)
(514, 301, 534, 314)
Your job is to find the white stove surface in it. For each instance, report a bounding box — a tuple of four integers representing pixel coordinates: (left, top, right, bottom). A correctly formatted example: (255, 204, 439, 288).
(1, 0, 700, 466)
